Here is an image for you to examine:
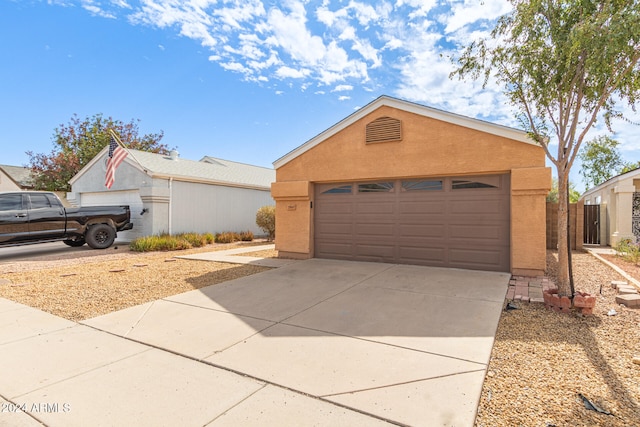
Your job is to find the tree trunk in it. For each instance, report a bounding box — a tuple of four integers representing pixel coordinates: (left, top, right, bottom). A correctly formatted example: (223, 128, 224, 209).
(556, 171, 572, 297)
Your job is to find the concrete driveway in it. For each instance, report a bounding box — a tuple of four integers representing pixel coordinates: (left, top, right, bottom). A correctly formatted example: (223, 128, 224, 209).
(0, 259, 509, 427)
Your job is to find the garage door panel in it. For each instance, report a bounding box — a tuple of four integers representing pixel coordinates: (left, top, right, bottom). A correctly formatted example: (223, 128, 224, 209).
(398, 246, 446, 263)
(316, 202, 353, 215)
(355, 223, 395, 237)
(315, 175, 510, 272)
(316, 220, 352, 232)
(398, 201, 445, 214)
(356, 201, 394, 215)
(315, 241, 353, 257)
(450, 224, 505, 240)
(449, 199, 504, 215)
(354, 244, 395, 259)
(398, 224, 446, 238)
(449, 248, 505, 270)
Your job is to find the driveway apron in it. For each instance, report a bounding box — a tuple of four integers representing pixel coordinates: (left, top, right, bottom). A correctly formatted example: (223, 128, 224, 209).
(1, 259, 509, 427)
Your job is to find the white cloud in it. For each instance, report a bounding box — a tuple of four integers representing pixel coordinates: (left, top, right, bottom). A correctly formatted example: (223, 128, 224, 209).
(332, 85, 353, 92)
(59, 0, 523, 124)
(81, 0, 116, 18)
(441, 0, 512, 34)
(338, 95, 351, 101)
(275, 66, 309, 79)
(110, 0, 131, 9)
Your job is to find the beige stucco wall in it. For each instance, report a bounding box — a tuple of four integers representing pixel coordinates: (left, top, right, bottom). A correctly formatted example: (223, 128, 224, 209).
(581, 173, 640, 246)
(0, 170, 21, 192)
(273, 105, 551, 274)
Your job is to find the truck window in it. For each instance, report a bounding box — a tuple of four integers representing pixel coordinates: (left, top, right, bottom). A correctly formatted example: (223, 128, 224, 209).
(46, 193, 63, 208)
(0, 194, 23, 211)
(30, 194, 53, 209)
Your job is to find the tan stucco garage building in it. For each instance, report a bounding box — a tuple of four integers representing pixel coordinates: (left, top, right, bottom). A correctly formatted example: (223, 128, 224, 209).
(272, 96, 551, 275)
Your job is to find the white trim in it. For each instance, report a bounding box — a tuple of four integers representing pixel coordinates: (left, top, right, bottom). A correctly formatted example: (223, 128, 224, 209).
(148, 173, 271, 191)
(273, 95, 536, 169)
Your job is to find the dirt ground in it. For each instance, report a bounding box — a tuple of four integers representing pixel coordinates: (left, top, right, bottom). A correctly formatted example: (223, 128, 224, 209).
(0, 242, 274, 322)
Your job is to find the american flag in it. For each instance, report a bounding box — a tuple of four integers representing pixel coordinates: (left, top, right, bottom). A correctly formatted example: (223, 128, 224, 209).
(104, 134, 128, 189)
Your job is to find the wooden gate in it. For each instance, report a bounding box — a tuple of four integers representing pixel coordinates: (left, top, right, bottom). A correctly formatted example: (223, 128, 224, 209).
(583, 204, 600, 245)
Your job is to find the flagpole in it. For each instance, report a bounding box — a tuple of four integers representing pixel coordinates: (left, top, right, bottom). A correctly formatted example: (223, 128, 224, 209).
(108, 129, 147, 172)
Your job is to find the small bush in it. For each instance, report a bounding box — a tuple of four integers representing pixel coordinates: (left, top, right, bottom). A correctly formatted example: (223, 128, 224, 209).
(129, 232, 217, 252)
(239, 230, 254, 241)
(129, 234, 193, 252)
(215, 232, 240, 244)
(179, 232, 208, 248)
(615, 238, 640, 265)
(256, 205, 276, 241)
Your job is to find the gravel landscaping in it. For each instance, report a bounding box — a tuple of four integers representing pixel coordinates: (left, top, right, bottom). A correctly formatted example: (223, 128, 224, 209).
(1, 245, 639, 426)
(476, 250, 640, 427)
(0, 243, 271, 321)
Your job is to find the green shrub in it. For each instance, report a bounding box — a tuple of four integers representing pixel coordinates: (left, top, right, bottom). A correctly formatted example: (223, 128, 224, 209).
(129, 232, 217, 252)
(129, 234, 193, 252)
(615, 238, 640, 265)
(179, 232, 207, 248)
(256, 205, 276, 240)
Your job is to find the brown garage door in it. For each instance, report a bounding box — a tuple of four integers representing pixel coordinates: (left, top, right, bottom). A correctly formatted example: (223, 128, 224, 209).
(314, 175, 510, 272)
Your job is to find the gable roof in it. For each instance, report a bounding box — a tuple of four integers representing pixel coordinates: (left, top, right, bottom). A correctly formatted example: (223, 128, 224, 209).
(70, 148, 274, 190)
(0, 164, 34, 189)
(580, 166, 640, 199)
(273, 95, 536, 169)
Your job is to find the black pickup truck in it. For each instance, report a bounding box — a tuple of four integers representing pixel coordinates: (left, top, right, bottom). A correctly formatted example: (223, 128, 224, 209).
(0, 191, 133, 249)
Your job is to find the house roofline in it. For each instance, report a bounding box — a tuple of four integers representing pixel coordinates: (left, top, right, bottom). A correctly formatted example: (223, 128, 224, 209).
(150, 172, 272, 191)
(580, 166, 640, 199)
(0, 166, 25, 189)
(69, 147, 271, 191)
(0, 165, 35, 189)
(272, 95, 537, 169)
(69, 146, 151, 186)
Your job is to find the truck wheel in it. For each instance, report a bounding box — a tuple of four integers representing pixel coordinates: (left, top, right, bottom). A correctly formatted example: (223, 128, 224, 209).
(63, 238, 86, 247)
(86, 224, 116, 249)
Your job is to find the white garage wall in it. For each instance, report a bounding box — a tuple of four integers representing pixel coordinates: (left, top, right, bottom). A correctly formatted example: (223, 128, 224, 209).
(170, 181, 274, 236)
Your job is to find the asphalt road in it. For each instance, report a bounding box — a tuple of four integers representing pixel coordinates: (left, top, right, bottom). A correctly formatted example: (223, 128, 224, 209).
(0, 241, 131, 262)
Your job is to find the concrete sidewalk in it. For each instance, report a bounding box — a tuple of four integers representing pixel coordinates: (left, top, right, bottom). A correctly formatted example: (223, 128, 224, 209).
(1, 259, 510, 427)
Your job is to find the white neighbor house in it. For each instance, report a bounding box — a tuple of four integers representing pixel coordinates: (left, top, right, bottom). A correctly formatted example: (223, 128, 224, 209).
(69, 148, 275, 241)
(580, 167, 640, 246)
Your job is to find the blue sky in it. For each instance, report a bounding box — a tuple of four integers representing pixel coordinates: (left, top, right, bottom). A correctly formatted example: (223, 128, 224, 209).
(1, 0, 639, 193)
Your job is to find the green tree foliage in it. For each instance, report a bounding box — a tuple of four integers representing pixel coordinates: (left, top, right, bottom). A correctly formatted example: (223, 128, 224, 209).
(256, 205, 276, 240)
(546, 178, 580, 203)
(578, 136, 624, 189)
(452, 0, 640, 296)
(27, 114, 168, 191)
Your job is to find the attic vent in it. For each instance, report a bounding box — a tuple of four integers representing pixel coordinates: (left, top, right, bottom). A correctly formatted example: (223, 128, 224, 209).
(366, 117, 402, 144)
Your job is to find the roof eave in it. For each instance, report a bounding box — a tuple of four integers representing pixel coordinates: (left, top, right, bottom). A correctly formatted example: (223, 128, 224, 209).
(150, 172, 272, 191)
(580, 167, 640, 199)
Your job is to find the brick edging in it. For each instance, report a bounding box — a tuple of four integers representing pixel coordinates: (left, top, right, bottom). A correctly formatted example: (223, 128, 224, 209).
(586, 250, 640, 290)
